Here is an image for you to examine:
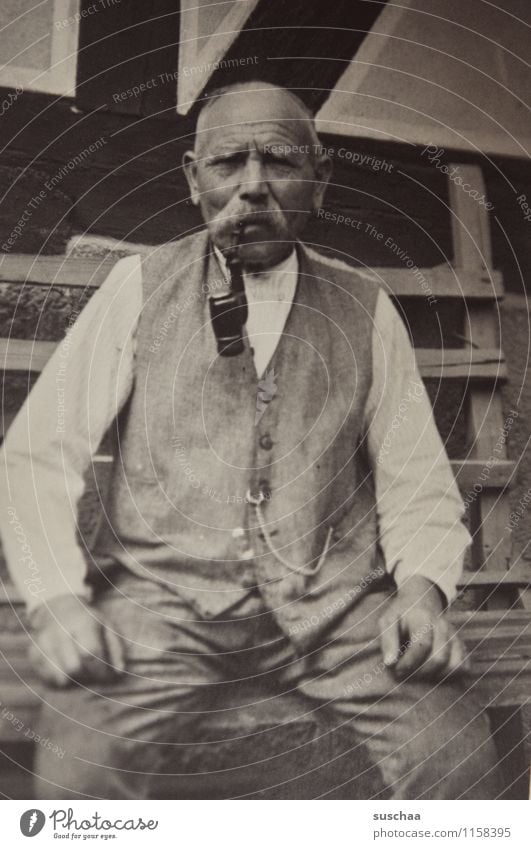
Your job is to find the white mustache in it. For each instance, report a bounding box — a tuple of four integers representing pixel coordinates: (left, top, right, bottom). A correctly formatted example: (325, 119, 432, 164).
(213, 199, 291, 237)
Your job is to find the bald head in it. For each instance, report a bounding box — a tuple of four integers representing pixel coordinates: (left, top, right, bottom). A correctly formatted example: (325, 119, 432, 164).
(195, 82, 320, 159)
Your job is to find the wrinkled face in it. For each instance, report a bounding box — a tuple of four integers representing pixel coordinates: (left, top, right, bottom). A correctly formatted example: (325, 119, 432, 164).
(183, 86, 331, 270)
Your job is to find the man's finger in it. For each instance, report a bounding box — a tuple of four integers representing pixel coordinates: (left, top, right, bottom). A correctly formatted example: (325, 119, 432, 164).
(72, 627, 119, 683)
(103, 628, 126, 675)
(379, 614, 402, 667)
(30, 635, 78, 688)
(71, 625, 125, 682)
(394, 615, 434, 676)
(446, 634, 471, 675)
(29, 642, 64, 687)
(53, 634, 87, 679)
(414, 619, 451, 679)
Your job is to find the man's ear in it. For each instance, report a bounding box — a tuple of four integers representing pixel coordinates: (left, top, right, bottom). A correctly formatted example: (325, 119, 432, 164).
(182, 150, 200, 206)
(312, 154, 333, 211)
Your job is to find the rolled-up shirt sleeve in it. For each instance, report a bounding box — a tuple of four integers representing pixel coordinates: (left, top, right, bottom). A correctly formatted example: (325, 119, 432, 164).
(366, 289, 470, 604)
(0, 254, 142, 612)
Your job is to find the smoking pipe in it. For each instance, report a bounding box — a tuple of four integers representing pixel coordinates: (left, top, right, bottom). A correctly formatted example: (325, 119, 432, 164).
(209, 223, 248, 356)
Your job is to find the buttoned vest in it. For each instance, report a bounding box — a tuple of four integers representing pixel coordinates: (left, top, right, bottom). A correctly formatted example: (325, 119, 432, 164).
(93, 230, 388, 648)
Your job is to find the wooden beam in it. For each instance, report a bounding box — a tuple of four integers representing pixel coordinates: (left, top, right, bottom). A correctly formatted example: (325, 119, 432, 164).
(416, 347, 506, 381)
(451, 459, 516, 490)
(457, 569, 531, 590)
(0, 254, 503, 299)
(376, 266, 503, 300)
(1, 338, 507, 382)
(450, 163, 526, 797)
(449, 164, 512, 572)
(0, 255, 116, 288)
(0, 339, 56, 372)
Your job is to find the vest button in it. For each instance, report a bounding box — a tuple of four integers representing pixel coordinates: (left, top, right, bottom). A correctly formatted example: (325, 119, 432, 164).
(259, 479, 272, 500)
(241, 573, 256, 589)
(259, 433, 274, 451)
(258, 529, 277, 541)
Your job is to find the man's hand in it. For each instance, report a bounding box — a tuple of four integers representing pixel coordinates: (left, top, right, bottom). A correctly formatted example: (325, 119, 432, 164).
(379, 575, 469, 680)
(28, 594, 125, 688)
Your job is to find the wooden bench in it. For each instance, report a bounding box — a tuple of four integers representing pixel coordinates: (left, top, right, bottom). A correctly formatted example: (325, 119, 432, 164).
(1, 165, 530, 798)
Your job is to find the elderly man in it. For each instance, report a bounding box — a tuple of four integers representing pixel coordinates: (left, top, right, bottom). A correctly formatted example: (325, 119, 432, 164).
(0, 81, 500, 799)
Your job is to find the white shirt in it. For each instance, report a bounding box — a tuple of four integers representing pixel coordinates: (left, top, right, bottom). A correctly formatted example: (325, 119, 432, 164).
(0, 249, 470, 611)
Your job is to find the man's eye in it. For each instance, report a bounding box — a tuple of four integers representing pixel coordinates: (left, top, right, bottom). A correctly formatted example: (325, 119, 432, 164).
(264, 153, 295, 169)
(209, 154, 245, 168)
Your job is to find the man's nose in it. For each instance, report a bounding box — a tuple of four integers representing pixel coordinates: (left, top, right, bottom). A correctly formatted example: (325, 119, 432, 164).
(239, 155, 269, 202)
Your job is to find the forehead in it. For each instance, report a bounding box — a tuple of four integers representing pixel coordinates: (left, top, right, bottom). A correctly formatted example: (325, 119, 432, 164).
(196, 88, 314, 152)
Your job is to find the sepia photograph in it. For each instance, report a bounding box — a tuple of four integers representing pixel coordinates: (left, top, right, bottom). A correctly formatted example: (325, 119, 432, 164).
(0, 0, 530, 835)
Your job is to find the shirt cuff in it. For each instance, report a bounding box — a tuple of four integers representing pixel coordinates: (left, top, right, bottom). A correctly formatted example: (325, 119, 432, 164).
(18, 551, 92, 616)
(392, 556, 463, 607)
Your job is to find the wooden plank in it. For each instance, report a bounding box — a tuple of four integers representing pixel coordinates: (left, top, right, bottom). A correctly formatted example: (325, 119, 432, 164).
(1, 338, 507, 381)
(0, 339, 57, 372)
(467, 395, 513, 570)
(416, 348, 506, 381)
(0, 254, 503, 299)
(457, 569, 531, 590)
(451, 459, 515, 490)
(451, 609, 531, 654)
(468, 668, 531, 709)
(0, 254, 116, 289)
(374, 266, 503, 300)
(449, 164, 525, 794)
(450, 167, 493, 274)
(449, 164, 512, 573)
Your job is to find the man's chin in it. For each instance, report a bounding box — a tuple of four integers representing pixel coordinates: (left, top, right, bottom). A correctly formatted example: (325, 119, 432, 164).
(240, 241, 296, 271)
(212, 234, 294, 271)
